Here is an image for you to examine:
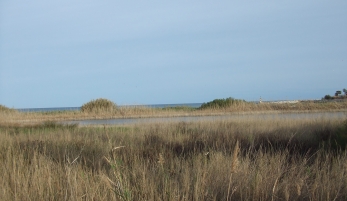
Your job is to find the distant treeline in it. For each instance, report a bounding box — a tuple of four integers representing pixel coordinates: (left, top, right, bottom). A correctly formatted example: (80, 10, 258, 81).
(324, 88, 347, 100)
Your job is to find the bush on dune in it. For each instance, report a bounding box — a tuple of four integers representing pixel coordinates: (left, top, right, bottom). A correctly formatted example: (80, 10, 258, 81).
(199, 97, 246, 109)
(81, 98, 117, 113)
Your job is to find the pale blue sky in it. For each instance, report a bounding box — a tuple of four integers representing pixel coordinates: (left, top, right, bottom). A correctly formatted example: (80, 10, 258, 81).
(1, 1, 346, 108)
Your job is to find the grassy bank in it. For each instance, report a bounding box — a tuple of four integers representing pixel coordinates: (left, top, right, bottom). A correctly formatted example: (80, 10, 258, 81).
(1, 117, 347, 200)
(1, 100, 347, 124)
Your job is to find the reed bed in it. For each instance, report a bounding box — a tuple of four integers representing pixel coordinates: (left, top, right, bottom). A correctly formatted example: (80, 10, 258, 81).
(1, 116, 347, 200)
(1, 100, 347, 124)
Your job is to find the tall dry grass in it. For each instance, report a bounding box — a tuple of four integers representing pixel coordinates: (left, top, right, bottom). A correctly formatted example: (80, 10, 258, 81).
(1, 116, 347, 200)
(1, 100, 347, 124)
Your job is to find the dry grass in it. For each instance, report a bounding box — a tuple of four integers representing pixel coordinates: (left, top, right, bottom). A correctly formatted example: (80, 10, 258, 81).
(1, 100, 347, 124)
(1, 116, 347, 200)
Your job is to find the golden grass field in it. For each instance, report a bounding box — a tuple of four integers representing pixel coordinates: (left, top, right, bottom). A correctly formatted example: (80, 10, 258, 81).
(0, 100, 347, 200)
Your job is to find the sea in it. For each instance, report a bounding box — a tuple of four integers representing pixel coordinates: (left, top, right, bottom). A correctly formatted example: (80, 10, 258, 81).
(16, 103, 204, 112)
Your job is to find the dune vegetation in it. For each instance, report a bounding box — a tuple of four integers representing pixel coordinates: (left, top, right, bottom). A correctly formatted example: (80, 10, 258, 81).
(0, 104, 17, 113)
(1, 98, 347, 124)
(81, 98, 117, 113)
(1, 116, 347, 200)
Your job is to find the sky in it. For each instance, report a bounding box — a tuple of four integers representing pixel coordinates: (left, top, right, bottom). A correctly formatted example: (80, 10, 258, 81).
(0, 1, 346, 108)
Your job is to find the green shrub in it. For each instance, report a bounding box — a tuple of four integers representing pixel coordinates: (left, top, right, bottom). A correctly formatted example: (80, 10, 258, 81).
(199, 97, 245, 109)
(81, 98, 117, 113)
(324, 95, 333, 100)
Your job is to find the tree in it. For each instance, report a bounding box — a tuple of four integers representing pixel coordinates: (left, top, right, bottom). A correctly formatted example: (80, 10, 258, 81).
(324, 95, 332, 100)
(343, 88, 347, 95)
(335, 91, 342, 97)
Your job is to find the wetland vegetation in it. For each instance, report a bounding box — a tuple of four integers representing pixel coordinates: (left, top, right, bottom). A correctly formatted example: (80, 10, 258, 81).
(1, 98, 347, 200)
(1, 117, 347, 200)
(1, 98, 347, 124)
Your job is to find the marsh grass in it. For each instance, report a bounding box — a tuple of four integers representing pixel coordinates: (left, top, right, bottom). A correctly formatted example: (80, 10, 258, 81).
(1, 116, 347, 200)
(1, 100, 347, 124)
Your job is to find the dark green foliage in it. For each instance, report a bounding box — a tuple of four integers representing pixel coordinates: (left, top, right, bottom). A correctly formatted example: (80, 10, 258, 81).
(81, 98, 117, 113)
(335, 91, 342, 96)
(324, 88, 347, 99)
(324, 95, 333, 100)
(199, 97, 245, 109)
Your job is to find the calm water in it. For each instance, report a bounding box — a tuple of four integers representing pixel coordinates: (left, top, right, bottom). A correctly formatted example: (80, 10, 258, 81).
(64, 111, 347, 126)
